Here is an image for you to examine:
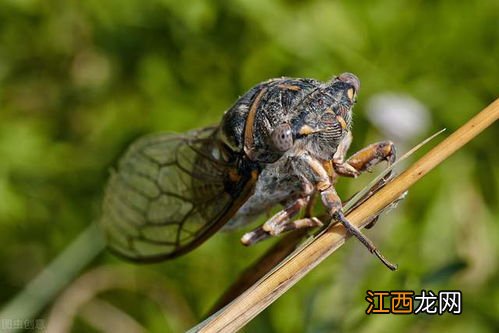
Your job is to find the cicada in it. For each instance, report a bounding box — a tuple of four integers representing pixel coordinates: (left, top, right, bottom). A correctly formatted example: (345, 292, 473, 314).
(100, 73, 398, 269)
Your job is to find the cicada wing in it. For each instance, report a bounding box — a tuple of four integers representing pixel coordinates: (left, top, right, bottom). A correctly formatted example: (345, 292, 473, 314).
(100, 127, 257, 263)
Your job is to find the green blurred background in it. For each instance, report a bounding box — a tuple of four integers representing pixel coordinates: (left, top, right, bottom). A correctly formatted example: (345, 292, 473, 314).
(0, 0, 498, 332)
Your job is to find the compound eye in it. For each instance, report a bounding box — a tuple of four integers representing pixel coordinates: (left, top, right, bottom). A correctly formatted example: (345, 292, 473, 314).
(271, 123, 293, 152)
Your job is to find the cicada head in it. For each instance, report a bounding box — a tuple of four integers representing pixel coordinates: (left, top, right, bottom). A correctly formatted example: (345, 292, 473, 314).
(293, 72, 360, 160)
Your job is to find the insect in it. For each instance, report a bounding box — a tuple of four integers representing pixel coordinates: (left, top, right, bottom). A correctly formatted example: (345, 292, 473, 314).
(100, 72, 398, 269)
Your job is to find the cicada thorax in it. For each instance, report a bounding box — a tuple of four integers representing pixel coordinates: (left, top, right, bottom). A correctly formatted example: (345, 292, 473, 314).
(218, 78, 320, 163)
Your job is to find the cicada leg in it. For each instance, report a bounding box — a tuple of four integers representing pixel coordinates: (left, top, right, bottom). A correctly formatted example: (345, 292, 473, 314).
(320, 185, 397, 270)
(240, 227, 272, 246)
(262, 198, 312, 235)
(304, 191, 317, 218)
(295, 153, 398, 270)
(334, 138, 396, 180)
(277, 217, 323, 233)
(334, 137, 397, 228)
(332, 131, 360, 178)
(240, 215, 323, 246)
(241, 197, 313, 246)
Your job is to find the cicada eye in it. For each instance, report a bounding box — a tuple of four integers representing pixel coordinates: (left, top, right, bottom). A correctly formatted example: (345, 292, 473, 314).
(271, 123, 294, 152)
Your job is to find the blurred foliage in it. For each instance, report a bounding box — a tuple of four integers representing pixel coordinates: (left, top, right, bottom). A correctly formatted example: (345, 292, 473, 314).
(0, 0, 498, 332)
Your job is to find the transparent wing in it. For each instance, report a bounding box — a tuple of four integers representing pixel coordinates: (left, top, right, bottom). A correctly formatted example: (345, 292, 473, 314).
(100, 127, 257, 262)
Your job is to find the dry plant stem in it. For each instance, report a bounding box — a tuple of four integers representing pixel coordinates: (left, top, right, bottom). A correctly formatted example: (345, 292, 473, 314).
(192, 98, 499, 333)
